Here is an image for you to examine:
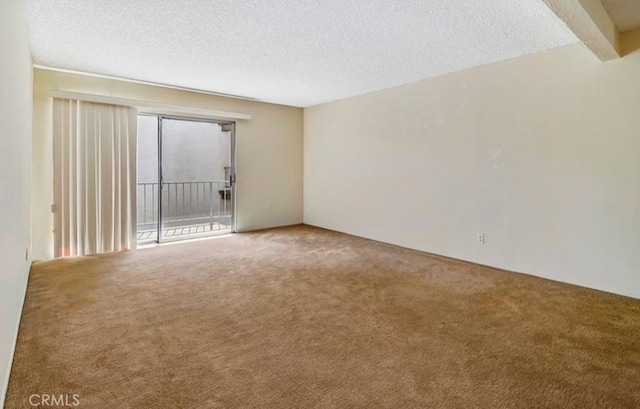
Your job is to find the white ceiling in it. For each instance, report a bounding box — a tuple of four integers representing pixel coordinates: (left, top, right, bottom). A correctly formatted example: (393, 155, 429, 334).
(601, 0, 640, 32)
(25, 0, 578, 107)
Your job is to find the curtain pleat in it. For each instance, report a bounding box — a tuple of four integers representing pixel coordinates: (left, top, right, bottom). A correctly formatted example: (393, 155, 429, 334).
(53, 98, 137, 257)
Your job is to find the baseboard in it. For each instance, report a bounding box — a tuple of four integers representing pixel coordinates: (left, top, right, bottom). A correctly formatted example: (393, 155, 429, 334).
(236, 222, 304, 233)
(301, 223, 640, 300)
(0, 263, 31, 408)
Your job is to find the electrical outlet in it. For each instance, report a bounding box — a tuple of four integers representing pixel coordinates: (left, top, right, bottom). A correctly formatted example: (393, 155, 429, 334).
(477, 234, 485, 244)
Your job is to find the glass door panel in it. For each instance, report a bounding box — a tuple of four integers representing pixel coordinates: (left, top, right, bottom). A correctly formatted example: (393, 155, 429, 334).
(160, 117, 234, 240)
(136, 115, 160, 243)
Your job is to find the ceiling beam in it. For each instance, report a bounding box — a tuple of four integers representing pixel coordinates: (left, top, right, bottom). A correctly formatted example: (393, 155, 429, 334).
(543, 0, 620, 61)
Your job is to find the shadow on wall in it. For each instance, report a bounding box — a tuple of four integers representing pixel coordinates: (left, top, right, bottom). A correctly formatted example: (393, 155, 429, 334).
(621, 29, 640, 56)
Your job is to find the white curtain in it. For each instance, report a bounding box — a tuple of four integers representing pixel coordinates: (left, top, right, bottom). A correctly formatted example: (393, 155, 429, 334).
(53, 99, 137, 257)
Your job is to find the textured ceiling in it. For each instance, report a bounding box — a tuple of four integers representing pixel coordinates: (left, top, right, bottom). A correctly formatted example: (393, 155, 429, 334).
(25, 0, 578, 107)
(601, 0, 640, 32)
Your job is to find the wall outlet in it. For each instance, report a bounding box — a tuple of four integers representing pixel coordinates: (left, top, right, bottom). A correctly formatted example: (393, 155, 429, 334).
(477, 234, 485, 244)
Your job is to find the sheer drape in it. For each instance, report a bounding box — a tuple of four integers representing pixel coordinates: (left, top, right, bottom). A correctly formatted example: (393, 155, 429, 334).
(53, 99, 137, 257)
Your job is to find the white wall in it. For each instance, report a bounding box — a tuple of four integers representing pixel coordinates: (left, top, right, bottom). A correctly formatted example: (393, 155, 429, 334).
(32, 69, 303, 260)
(0, 0, 32, 405)
(304, 40, 640, 299)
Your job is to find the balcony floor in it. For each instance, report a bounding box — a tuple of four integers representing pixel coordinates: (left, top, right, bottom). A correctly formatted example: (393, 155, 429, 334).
(137, 222, 231, 241)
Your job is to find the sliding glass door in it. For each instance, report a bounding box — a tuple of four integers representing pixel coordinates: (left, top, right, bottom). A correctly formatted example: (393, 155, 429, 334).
(137, 115, 235, 243)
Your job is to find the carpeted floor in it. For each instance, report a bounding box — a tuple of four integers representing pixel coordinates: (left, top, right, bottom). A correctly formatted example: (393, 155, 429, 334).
(5, 225, 640, 408)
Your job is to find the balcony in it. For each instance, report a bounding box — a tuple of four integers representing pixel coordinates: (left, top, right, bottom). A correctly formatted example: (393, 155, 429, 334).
(137, 180, 232, 241)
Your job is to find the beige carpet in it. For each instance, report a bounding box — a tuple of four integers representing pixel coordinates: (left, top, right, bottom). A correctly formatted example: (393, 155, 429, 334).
(5, 225, 640, 408)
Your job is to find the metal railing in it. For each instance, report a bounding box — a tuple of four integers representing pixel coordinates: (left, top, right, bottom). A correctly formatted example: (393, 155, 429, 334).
(137, 181, 232, 232)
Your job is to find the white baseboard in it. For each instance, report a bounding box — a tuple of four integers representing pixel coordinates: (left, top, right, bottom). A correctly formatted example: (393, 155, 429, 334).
(0, 263, 30, 408)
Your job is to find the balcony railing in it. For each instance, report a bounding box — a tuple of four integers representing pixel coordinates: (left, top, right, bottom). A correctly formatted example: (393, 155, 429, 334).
(137, 181, 232, 238)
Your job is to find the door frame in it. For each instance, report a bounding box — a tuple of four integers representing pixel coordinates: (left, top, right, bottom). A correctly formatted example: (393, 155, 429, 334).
(138, 112, 237, 243)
